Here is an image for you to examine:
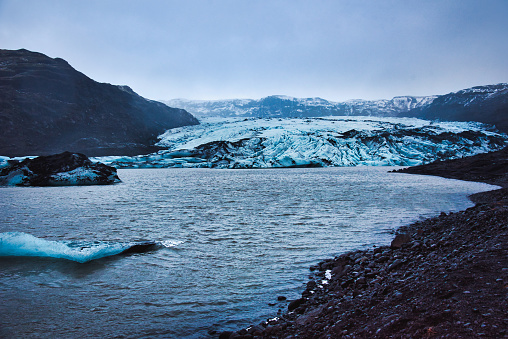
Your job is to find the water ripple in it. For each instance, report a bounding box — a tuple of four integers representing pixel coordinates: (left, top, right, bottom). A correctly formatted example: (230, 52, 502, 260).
(0, 167, 498, 338)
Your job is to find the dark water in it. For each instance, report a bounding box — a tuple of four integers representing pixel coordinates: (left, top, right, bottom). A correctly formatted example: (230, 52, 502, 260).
(0, 167, 497, 338)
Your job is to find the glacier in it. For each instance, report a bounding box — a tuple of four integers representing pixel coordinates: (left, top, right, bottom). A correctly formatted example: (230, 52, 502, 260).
(93, 116, 507, 169)
(163, 95, 437, 118)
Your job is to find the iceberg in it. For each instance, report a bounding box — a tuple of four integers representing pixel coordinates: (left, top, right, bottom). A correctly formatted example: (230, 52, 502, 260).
(0, 232, 158, 263)
(0, 152, 121, 186)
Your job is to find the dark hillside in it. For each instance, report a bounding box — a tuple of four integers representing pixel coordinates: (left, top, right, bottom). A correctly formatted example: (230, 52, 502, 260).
(0, 49, 199, 156)
(393, 146, 508, 187)
(405, 84, 508, 133)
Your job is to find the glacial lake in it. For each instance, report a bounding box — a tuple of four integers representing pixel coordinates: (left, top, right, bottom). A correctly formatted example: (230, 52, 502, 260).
(0, 167, 498, 338)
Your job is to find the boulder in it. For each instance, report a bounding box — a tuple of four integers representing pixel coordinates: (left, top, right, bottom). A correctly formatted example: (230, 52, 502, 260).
(0, 151, 120, 186)
(288, 298, 306, 312)
(391, 233, 412, 249)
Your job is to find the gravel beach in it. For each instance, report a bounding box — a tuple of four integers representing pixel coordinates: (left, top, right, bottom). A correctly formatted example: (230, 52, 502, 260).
(221, 148, 508, 338)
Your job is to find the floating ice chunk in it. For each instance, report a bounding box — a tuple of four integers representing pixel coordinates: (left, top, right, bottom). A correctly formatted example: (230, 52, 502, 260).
(161, 240, 184, 248)
(0, 232, 155, 263)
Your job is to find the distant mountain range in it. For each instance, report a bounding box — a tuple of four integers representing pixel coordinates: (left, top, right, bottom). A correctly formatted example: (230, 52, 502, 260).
(164, 95, 437, 119)
(0, 49, 199, 157)
(1, 48, 506, 158)
(406, 83, 508, 133)
(164, 83, 508, 133)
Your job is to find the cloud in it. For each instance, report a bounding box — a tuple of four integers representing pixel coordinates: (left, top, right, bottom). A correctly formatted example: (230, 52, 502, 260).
(1, 0, 507, 101)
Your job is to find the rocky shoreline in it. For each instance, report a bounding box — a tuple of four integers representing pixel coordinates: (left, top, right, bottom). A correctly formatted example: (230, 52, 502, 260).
(0, 151, 120, 186)
(221, 148, 508, 338)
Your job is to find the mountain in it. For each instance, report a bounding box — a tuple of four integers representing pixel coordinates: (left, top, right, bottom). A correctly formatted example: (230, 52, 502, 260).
(405, 83, 508, 133)
(0, 49, 199, 157)
(164, 95, 437, 119)
(164, 84, 508, 134)
(95, 117, 507, 169)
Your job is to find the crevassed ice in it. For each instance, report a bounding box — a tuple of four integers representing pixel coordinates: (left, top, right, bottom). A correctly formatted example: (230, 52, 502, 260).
(91, 116, 507, 169)
(49, 168, 101, 185)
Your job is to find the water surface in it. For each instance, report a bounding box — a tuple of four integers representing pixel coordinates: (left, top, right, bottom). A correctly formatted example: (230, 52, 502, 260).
(0, 167, 497, 338)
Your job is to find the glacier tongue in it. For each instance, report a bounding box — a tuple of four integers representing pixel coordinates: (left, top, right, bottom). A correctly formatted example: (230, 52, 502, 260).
(94, 117, 507, 169)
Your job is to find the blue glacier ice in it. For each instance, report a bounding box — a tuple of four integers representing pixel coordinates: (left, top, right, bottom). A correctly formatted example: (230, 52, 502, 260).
(93, 117, 507, 169)
(0, 232, 157, 263)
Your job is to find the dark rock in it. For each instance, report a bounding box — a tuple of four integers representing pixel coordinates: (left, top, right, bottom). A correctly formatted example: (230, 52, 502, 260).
(341, 278, 354, 288)
(306, 280, 317, 290)
(391, 233, 412, 249)
(356, 277, 366, 285)
(288, 298, 306, 312)
(0, 151, 120, 186)
(376, 255, 390, 263)
(294, 305, 307, 314)
(247, 324, 264, 335)
(218, 331, 233, 339)
(277, 296, 287, 301)
(320, 259, 335, 270)
(331, 264, 344, 276)
(120, 242, 158, 254)
(365, 272, 378, 279)
(388, 259, 404, 271)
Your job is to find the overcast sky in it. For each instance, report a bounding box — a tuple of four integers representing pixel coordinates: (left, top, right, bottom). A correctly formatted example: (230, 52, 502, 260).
(1, 0, 507, 101)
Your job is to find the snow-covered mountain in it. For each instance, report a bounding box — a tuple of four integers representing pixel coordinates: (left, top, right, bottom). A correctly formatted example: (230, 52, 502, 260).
(163, 95, 437, 118)
(95, 116, 507, 169)
(163, 83, 508, 134)
(407, 83, 508, 133)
